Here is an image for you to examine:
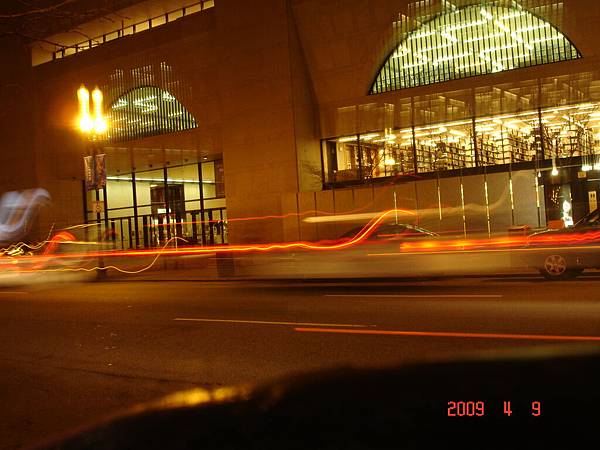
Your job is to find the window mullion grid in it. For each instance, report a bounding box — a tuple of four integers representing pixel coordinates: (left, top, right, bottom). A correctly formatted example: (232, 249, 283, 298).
(542, 15, 551, 63)
(498, 7, 508, 73)
(399, 38, 407, 90)
(507, 15, 516, 70)
(408, 31, 417, 88)
(531, 15, 540, 65)
(388, 53, 395, 92)
(442, 10, 450, 84)
(475, 8, 482, 78)
(432, 25, 441, 85)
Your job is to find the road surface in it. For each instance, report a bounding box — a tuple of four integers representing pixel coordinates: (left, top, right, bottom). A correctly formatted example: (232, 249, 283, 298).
(1, 274, 599, 448)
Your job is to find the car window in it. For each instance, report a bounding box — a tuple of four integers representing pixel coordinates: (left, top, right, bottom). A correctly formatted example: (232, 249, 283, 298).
(374, 224, 408, 238)
(576, 208, 600, 226)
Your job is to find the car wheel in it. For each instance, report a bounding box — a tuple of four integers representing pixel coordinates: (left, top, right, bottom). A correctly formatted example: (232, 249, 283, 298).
(539, 254, 581, 280)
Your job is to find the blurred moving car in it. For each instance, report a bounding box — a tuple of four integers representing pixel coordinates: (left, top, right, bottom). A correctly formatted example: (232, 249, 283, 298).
(339, 222, 438, 242)
(528, 208, 600, 280)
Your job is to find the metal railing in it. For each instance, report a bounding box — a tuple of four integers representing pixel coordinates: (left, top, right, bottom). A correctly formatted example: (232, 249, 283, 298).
(97, 207, 228, 251)
(44, 1, 214, 64)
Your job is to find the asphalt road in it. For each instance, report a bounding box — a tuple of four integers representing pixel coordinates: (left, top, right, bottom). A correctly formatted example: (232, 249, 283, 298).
(1, 274, 600, 448)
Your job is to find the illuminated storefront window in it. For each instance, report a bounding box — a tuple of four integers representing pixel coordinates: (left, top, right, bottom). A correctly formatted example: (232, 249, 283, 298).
(106, 86, 197, 142)
(371, 4, 580, 93)
(322, 100, 600, 185)
(321, 131, 415, 183)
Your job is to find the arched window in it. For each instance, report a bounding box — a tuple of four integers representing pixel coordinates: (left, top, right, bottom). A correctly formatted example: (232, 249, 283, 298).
(107, 86, 197, 142)
(370, 4, 581, 94)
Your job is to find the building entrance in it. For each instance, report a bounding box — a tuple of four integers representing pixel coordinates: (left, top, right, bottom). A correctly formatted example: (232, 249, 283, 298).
(86, 159, 227, 249)
(150, 184, 185, 246)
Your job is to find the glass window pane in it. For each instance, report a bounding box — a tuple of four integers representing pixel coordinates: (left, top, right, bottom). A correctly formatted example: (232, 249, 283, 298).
(371, 4, 580, 94)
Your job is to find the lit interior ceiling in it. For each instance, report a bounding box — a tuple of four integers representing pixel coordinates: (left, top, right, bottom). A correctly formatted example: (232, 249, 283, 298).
(371, 4, 581, 94)
(107, 85, 197, 143)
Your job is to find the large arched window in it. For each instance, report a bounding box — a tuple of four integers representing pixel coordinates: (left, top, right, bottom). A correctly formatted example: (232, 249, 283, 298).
(107, 86, 197, 142)
(371, 4, 581, 94)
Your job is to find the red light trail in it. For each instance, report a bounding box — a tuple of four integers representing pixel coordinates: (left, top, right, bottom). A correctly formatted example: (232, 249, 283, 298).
(3, 208, 600, 275)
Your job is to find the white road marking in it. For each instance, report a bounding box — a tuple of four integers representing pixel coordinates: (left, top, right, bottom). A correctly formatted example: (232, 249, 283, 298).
(324, 294, 502, 298)
(174, 318, 374, 328)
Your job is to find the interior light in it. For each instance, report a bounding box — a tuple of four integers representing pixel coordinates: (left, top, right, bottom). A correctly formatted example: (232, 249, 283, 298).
(480, 8, 493, 20)
(494, 19, 510, 33)
(551, 157, 559, 177)
(360, 133, 380, 141)
(440, 31, 458, 43)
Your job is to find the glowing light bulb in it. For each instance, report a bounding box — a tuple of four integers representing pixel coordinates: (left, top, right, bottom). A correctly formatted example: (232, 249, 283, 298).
(92, 88, 107, 134)
(77, 86, 93, 133)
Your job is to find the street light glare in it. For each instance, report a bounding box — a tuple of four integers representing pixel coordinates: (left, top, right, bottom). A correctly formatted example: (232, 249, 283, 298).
(91, 88, 106, 134)
(77, 86, 93, 133)
(77, 86, 89, 105)
(79, 115, 94, 133)
(94, 117, 108, 134)
(78, 85, 107, 134)
(91, 88, 102, 104)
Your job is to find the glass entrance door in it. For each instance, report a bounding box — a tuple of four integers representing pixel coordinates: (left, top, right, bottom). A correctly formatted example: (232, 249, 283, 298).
(150, 184, 185, 246)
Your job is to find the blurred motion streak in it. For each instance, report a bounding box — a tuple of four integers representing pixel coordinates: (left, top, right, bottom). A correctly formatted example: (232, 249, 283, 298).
(304, 183, 512, 226)
(0, 189, 50, 243)
(149, 189, 411, 228)
(293, 328, 600, 342)
(5, 207, 600, 276)
(1, 209, 412, 274)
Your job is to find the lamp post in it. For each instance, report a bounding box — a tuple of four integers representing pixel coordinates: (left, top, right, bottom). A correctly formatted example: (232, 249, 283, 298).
(77, 85, 108, 279)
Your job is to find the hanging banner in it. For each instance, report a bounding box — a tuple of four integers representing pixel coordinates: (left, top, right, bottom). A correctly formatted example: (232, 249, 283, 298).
(215, 159, 225, 198)
(95, 153, 107, 189)
(84, 153, 107, 191)
(84, 156, 96, 191)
